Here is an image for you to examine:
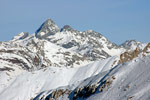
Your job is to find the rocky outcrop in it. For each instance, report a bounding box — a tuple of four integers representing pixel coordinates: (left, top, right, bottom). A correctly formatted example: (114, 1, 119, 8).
(118, 48, 140, 64)
(119, 43, 150, 64)
(0, 45, 41, 71)
(143, 43, 150, 54)
(120, 40, 143, 50)
(13, 32, 29, 40)
(42, 76, 116, 100)
(48, 89, 72, 100)
(72, 85, 98, 100)
(35, 19, 60, 39)
(60, 25, 76, 32)
(98, 76, 115, 92)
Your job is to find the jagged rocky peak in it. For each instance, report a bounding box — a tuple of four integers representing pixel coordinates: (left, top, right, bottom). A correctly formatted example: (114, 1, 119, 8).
(13, 32, 29, 40)
(85, 29, 98, 33)
(83, 30, 103, 38)
(120, 40, 143, 50)
(61, 25, 73, 31)
(35, 18, 60, 39)
(83, 30, 118, 48)
(122, 40, 138, 45)
(60, 25, 79, 33)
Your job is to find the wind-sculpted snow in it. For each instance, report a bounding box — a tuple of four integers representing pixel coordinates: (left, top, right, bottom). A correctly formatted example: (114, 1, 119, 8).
(88, 55, 150, 100)
(0, 56, 119, 100)
(1, 52, 150, 100)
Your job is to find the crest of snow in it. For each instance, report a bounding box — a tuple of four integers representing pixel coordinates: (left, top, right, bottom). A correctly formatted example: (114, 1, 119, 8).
(13, 32, 29, 41)
(0, 56, 119, 100)
(88, 55, 150, 100)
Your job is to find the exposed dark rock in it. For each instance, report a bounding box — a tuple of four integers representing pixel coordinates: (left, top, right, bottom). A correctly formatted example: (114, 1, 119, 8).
(143, 43, 150, 53)
(118, 48, 140, 64)
(62, 40, 79, 49)
(46, 89, 72, 100)
(127, 96, 134, 100)
(61, 25, 74, 32)
(0, 47, 41, 71)
(0, 67, 14, 71)
(36, 19, 60, 39)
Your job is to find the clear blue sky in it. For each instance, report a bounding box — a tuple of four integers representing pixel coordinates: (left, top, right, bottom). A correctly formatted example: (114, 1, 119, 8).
(0, 0, 149, 44)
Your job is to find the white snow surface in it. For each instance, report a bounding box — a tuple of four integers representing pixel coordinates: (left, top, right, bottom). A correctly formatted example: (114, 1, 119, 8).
(88, 55, 150, 100)
(0, 55, 150, 100)
(0, 56, 118, 100)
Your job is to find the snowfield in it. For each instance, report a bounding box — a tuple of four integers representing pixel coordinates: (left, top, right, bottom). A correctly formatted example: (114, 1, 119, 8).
(0, 55, 150, 100)
(88, 55, 150, 100)
(0, 56, 118, 100)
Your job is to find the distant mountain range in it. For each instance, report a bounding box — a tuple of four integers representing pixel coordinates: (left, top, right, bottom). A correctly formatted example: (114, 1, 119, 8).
(0, 19, 149, 100)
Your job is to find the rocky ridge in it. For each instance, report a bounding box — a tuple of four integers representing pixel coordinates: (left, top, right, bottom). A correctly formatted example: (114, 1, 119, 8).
(0, 18, 147, 70)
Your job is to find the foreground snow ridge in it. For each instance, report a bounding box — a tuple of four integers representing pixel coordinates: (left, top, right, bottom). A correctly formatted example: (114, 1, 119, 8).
(0, 18, 150, 100)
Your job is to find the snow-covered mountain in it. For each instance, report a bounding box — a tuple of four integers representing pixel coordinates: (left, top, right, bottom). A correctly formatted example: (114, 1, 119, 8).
(0, 18, 149, 100)
(35, 19, 125, 60)
(120, 40, 147, 50)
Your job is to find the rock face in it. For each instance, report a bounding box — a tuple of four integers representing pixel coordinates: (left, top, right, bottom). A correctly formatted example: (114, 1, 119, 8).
(13, 32, 29, 40)
(120, 40, 146, 50)
(60, 25, 74, 32)
(35, 19, 60, 39)
(118, 43, 150, 64)
(118, 48, 140, 64)
(0, 43, 41, 71)
(37, 75, 116, 100)
(36, 19, 125, 61)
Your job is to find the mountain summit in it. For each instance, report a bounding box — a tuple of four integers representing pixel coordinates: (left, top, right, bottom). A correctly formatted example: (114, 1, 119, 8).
(120, 40, 146, 50)
(35, 19, 60, 39)
(60, 25, 75, 32)
(34, 19, 125, 61)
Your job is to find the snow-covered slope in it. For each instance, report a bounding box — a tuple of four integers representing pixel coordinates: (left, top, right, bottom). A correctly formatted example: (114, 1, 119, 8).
(32, 44, 150, 100)
(0, 56, 119, 100)
(88, 55, 150, 100)
(0, 18, 149, 100)
(1, 49, 150, 100)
